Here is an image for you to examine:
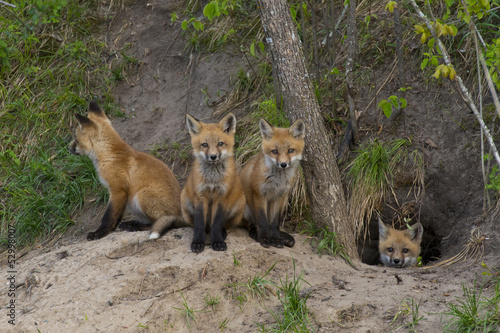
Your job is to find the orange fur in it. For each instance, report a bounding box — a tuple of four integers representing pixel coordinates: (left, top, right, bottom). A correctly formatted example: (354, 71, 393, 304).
(378, 217, 423, 268)
(181, 113, 246, 252)
(69, 101, 183, 240)
(240, 118, 305, 248)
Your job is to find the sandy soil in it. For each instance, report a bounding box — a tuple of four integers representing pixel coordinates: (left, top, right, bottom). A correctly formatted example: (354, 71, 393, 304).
(2, 1, 499, 332)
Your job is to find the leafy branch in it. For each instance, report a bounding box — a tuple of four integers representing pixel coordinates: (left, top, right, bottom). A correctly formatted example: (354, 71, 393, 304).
(409, 0, 500, 168)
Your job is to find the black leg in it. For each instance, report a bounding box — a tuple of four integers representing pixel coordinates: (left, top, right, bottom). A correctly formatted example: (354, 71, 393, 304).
(269, 213, 284, 248)
(257, 208, 271, 248)
(211, 204, 227, 251)
(249, 226, 259, 241)
(87, 200, 125, 241)
(191, 204, 206, 253)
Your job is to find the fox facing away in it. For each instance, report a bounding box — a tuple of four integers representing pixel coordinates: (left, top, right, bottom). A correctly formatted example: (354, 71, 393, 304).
(69, 101, 184, 240)
(181, 113, 246, 253)
(240, 118, 305, 248)
(378, 217, 423, 268)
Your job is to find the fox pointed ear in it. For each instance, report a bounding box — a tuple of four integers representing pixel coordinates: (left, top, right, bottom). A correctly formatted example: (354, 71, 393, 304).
(75, 113, 93, 128)
(378, 217, 389, 241)
(88, 101, 106, 117)
(405, 223, 424, 243)
(259, 118, 274, 140)
(289, 119, 305, 139)
(220, 113, 236, 134)
(186, 114, 202, 135)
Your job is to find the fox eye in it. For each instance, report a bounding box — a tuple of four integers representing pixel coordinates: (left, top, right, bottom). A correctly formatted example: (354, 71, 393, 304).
(388, 247, 394, 253)
(288, 148, 295, 153)
(201, 143, 208, 148)
(402, 248, 409, 254)
(218, 142, 224, 147)
(271, 149, 278, 155)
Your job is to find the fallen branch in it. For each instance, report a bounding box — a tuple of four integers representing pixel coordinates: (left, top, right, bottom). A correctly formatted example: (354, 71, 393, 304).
(409, 0, 500, 168)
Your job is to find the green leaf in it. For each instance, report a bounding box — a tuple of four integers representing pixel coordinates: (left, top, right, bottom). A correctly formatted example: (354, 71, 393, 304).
(193, 21, 204, 31)
(432, 68, 441, 79)
(171, 12, 178, 22)
(421, 58, 429, 70)
(427, 38, 435, 49)
(388, 95, 399, 108)
(399, 98, 407, 109)
(250, 42, 256, 57)
(385, 1, 396, 13)
(259, 41, 265, 53)
(203, 2, 216, 21)
(414, 24, 425, 34)
(378, 100, 392, 118)
(431, 56, 439, 66)
(181, 20, 188, 30)
(330, 67, 340, 75)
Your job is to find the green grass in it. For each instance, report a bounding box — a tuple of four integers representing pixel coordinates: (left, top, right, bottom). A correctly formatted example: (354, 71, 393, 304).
(391, 298, 424, 332)
(227, 262, 277, 305)
(443, 277, 500, 332)
(204, 293, 221, 311)
(0, 0, 126, 247)
(257, 260, 314, 332)
(346, 139, 424, 238)
(299, 220, 353, 266)
(173, 291, 196, 330)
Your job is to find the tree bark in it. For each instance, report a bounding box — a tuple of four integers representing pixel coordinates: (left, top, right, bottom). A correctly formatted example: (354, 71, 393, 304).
(345, 0, 359, 142)
(257, 0, 358, 259)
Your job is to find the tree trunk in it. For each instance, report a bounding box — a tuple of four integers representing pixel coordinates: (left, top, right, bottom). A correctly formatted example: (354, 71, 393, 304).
(257, 0, 358, 259)
(345, 0, 359, 142)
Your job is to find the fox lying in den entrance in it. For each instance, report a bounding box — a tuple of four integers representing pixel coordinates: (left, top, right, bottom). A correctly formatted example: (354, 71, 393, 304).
(378, 217, 423, 268)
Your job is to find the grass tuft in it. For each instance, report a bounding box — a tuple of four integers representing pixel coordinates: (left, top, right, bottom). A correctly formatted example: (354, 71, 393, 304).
(346, 138, 424, 238)
(258, 259, 314, 332)
(443, 276, 500, 332)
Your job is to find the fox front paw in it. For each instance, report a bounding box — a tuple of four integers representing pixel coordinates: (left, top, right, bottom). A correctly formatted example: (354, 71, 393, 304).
(212, 241, 227, 251)
(270, 237, 284, 248)
(259, 237, 271, 248)
(191, 242, 205, 253)
(281, 232, 295, 248)
(87, 229, 108, 241)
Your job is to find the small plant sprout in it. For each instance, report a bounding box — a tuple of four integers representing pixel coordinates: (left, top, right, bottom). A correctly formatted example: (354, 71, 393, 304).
(204, 293, 221, 311)
(233, 250, 242, 267)
(263, 258, 313, 331)
(173, 291, 196, 330)
(391, 298, 424, 332)
(246, 262, 277, 298)
(219, 317, 229, 332)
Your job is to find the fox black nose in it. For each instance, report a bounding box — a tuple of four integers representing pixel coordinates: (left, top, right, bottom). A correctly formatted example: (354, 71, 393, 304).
(393, 259, 400, 264)
(210, 154, 218, 161)
(280, 162, 288, 168)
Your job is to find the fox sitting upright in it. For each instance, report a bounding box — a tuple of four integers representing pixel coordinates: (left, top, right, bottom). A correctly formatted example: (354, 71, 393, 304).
(69, 101, 184, 240)
(240, 118, 305, 248)
(181, 113, 246, 253)
(378, 217, 424, 268)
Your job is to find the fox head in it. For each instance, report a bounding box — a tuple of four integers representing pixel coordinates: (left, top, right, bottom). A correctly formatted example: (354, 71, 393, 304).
(378, 217, 423, 268)
(186, 113, 236, 164)
(69, 101, 111, 158)
(260, 118, 305, 170)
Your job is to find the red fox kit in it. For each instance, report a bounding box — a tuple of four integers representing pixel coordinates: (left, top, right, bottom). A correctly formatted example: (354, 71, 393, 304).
(69, 101, 184, 240)
(181, 113, 246, 253)
(378, 217, 423, 268)
(240, 118, 305, 248)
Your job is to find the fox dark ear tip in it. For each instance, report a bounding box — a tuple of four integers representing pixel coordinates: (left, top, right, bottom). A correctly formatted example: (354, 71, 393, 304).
(88, 100, 102, 113)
